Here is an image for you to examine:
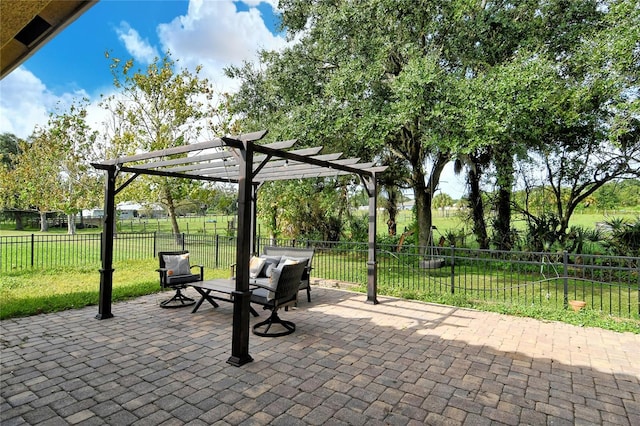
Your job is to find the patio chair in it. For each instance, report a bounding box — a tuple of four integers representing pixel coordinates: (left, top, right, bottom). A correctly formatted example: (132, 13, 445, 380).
(250, 261, 307, 337)
(157, 251, 203, 308)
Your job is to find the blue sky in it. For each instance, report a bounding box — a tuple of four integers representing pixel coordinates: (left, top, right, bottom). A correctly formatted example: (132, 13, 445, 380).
(0, 0, 285, 138)
(22, 0, 282, 96)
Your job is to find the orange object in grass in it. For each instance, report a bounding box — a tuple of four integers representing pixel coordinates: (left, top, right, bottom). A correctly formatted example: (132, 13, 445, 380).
(569, 300, 586, 312)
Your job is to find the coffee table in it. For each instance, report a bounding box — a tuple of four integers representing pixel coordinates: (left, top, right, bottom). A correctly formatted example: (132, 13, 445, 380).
(189, 279, 260, 317)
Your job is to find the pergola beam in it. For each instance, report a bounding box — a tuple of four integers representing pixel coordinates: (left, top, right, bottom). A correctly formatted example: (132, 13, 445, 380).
(200, 155, 356, 180)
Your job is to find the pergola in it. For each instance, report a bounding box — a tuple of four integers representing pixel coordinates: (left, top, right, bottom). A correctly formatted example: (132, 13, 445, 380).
(92, 130, 386, 366)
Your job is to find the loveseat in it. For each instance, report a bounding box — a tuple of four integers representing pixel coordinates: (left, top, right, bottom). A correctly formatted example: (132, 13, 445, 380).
(247, 246, 314, 303)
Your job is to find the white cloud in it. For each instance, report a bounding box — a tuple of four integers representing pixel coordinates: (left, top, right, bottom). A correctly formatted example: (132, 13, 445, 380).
(242, 0, 281, 11)
(116, 21, 160, 64)
(0, 69, 79, 139)
(156, 0, 288, 92)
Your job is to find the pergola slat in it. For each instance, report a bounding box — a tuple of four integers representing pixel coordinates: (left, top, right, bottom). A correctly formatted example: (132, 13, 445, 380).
(256, 163, 378, 182)
(100, 138, 225, 165)
(254, 158, 364, 180)
(166, 148, 333, 175)
(133, 150, 230, 170)
(185, 153, 348, 178)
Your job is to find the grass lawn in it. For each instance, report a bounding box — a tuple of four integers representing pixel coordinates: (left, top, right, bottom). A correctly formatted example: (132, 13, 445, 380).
(1, 259, 637, 334)
(0, 259, 224, 320)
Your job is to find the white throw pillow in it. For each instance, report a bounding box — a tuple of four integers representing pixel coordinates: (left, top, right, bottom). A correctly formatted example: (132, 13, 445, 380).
(269, 258, 300, 287)
(249, 256, 266, 278)
(163, 254, 191, 276)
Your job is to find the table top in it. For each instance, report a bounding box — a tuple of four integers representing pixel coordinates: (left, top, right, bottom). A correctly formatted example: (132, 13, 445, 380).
(190, 279, 237, 294)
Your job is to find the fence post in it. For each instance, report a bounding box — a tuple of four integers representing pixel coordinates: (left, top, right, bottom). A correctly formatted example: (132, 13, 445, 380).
(215, 234, 219, 269)
(182, 233, 186, 251)
(637, 263, 639, 317)
(450, 245, 455, 294)
(31, 233, 34, 268)
(153, 231, 157, 257)
(563, 250, 569, 309)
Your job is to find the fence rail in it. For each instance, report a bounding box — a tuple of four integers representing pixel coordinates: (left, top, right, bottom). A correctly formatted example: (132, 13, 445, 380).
(1, 232, 638, 318)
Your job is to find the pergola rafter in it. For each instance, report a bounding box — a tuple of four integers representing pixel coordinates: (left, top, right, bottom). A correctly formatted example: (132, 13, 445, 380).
(92, 130, 385, 366)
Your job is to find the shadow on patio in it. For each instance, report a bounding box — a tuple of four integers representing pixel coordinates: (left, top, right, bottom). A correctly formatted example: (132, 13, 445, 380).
(1, 286, 639, 425)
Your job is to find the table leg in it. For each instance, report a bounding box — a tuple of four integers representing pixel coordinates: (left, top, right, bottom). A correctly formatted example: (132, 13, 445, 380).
(192, 288, 219, 313)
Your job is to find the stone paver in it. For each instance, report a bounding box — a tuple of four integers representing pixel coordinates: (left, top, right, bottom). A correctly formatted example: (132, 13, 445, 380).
(1, 287, 639, 425)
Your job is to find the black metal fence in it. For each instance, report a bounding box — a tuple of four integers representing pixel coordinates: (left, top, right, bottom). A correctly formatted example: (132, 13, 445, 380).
(1, 232, 638, 318)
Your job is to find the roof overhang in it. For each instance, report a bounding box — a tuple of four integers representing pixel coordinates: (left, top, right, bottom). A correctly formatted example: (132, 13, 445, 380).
(1, 0, 98, 79)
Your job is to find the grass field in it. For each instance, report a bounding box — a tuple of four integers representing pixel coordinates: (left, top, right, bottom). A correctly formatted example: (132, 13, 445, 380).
(0, 259, 231, 320)
(1, 209, 636, 238)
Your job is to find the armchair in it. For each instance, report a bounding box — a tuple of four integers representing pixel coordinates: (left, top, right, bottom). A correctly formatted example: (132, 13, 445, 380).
(250, 261, 307, 337)
(157, 251, 203, 308)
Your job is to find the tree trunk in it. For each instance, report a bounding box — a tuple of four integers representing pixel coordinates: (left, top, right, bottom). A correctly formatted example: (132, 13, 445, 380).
(493, 148, 514, 250)
(382, 183, 400, 236)
(39, 211, 48, 232)
(413, 183, 433, 255)
(411, 153, 449, 256)
(164, 188, 183, 246)
(67, 213, 76, 235)
(467, 166, 489, 249)
(14, 211, 24, 230)
(269, 209, 278, 242)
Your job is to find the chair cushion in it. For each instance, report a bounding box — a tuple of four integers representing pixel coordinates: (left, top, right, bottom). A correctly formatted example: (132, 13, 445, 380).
(258, 255, 281, 278)
(250, 287, 271, 305)
(163, 254, 191, 276)
(166, 273, 201, 286)
(249, 256, 266, 278)
(270, 259, 300, 286)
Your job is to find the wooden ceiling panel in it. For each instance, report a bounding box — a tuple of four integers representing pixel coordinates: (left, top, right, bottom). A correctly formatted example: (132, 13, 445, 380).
(1, 0, 97, 78)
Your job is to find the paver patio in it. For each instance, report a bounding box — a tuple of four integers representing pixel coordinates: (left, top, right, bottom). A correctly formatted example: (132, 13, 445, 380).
(1, 286, 639, 425)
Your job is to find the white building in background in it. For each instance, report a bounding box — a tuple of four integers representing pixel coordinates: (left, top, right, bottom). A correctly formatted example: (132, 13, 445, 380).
(82, 208, 104, 219)
(82, 203, 166, 220)
(117, 202, 166, 219)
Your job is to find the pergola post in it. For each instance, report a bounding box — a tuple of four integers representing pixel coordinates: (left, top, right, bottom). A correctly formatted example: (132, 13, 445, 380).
(96, 166, 116, 319)
(227, 141, 254, 367)
(365, 174, 378, 304)
(251, 182, 259, 255)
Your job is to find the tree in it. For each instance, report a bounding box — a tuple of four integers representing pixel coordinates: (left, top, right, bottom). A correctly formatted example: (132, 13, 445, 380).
(8, 101, 100, 233)
(229, 0, 637, 253)
(378, 152, 410, 236)
(0, 132, 26, 230)
(229, 1, 475, 251)
(257, 177, 355, 241)
(513, 0, 640, 248)
(100, 51, 219, 236)
(0, 132, 20, 166)
(52, 100, 101, 234)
